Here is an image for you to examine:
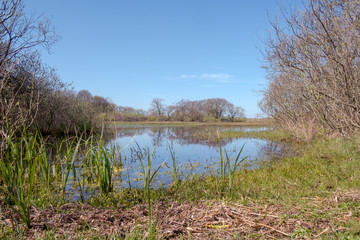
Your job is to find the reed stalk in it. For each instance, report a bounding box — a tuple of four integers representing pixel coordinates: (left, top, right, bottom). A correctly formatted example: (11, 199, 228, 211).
(218, 139, 247, 195)
(56, 137, 82, 203)
(137, 146, 162, 240)
(0, 133, 40, 228)
(168, 141, 180, 185)
(218, 140, 226, 194)
(224, 143, 247, 193)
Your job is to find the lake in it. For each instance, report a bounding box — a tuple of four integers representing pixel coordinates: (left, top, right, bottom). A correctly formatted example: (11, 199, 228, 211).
(106, 125, 285, 189)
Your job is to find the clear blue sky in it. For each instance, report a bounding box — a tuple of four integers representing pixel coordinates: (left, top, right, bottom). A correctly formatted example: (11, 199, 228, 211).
(25, 0, 284, 118)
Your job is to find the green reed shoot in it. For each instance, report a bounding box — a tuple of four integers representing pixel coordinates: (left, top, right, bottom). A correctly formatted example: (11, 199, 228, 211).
(136, 146, 162, 240)
(56, 137, 82, 203)
(218, 140, 226, 194)
(72, 161, 85, 202)
(224, 143, 247, 193)
(218, 139, 247, 194)
(168, 141, 180, 185)
(38, 145, 52, 190)
(0, 134, 40, 228)
(89, 143, 113, 194)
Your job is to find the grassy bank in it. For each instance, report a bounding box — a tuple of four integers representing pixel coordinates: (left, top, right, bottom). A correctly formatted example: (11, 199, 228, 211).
(107, 118, 274, 127)
(1, 130, 360, 239)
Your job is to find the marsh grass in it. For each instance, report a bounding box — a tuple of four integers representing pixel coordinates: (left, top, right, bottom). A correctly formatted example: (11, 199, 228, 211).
(0, 132, 125, 226)
(167, 141, 181, 185)
(220, 129, 291, 142)
(91, 142, 114, 194)
(167, 136, 360, 204)
(217, 140, 247, 196)
(56, 137, 82, 203)
(224, 142, 247, 193)
(2, 129, 360, 238)
(136, 146, 162, 240)
(0, 133, 40, 228)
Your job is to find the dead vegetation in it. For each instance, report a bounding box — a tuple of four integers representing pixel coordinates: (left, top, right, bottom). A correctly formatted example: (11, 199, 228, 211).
(1, 190, 359, 239)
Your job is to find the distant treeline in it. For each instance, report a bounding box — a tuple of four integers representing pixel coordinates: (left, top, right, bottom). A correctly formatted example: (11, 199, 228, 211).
(73, 95, 246, 123)
(144, 98, 245, 122)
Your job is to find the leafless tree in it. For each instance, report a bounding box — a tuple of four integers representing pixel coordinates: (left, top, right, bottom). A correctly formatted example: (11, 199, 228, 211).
(149, 98, 165, 120)
(203, 98, 231, 119)
(260, 0, 360, 139)
(227, 104, 245, 122)
(0, 0, 58, 144)
(165, 105, 176, 121)
(77, 89, 93, 102)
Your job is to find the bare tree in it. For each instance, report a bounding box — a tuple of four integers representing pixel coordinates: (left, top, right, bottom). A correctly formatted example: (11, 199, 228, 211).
(261, 0, 360, 139)
(77, 89, 93, 102)
(203, 98, 231, 119)
(149, 98, 165, 120)
(165, 105, 176, 121)
(0, 0, 59, 144)
(227, 104, 245, 122)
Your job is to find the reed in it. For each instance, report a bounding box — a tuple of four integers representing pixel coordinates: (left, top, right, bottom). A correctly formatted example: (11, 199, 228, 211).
(0, 133, 40, 228)
(136, 146, 162, 240)
(89, 141, 114, 194)
(224, 143, 247, 193)
(218, 140, 226, 194)
(56, 137, 82, 203)
(168, 141, 180, 185)
(218, 140, 247, 195)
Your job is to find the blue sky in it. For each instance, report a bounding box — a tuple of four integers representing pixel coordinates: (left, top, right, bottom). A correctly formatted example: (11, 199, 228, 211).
(25, 0, 284, 118)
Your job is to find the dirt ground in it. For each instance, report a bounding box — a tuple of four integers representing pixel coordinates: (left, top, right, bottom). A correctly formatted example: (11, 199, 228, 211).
(1, 190, 359, 239)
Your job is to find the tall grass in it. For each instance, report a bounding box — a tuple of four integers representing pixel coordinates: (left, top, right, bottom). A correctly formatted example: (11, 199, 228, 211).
(218, 140, 226, 194)
(224, 143, 247, 193)
(136, 146, 162, 240)
(0, 132, 125, 227)
(0, 133, 41, 228)
(55, 137, 82, 203)
(218, 140, 247, 195)
(168, 141, 181, 185)
(91, 143, 114, 194)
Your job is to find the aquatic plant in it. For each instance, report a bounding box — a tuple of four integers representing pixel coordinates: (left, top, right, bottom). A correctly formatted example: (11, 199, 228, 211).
(55, 137, 82, 203)
(137, 146, 162, 240)
(168, 141, 181, 185)
(218, 139, 247, 195)
(224, 143, 247, 193)
(0, 134, 41, 228)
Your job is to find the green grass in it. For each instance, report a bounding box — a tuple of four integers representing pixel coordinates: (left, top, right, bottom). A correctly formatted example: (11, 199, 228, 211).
(164, 136, 360, 203)
(1, 129, 360, 238)
(88, 133, 360, 207)
(219, 129, 292, 141)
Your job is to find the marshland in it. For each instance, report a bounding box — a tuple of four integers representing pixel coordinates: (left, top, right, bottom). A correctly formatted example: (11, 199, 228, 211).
(2, 0, 360, 239)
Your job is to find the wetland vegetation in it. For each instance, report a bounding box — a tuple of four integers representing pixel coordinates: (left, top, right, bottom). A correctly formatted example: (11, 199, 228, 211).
(1, 124, 360, 239)
(1, 0, 360, 239)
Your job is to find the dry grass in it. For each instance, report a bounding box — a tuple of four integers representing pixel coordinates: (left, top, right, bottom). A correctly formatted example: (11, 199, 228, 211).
(1, 190, 359, 239)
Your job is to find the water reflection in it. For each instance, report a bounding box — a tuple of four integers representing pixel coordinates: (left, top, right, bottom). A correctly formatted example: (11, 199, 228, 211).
(107, 125, 284, 188)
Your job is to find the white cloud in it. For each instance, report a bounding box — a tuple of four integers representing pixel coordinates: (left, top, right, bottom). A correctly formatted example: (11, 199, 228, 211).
(179, 73, 234, 82)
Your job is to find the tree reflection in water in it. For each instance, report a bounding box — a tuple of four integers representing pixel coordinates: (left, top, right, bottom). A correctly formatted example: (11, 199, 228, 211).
(107, 125, 289, 188)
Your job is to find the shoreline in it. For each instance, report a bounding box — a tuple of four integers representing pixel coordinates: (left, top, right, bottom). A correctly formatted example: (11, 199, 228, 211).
(106, 119, 274, 127)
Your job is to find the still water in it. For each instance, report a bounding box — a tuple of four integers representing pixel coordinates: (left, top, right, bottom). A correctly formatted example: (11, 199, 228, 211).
(107, 125, 284, 188)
